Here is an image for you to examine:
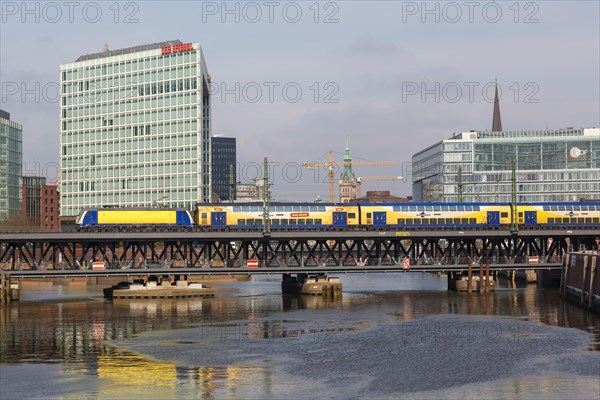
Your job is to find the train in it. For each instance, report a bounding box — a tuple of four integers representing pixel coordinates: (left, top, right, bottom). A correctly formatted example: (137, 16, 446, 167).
(76, 201, 600, 230)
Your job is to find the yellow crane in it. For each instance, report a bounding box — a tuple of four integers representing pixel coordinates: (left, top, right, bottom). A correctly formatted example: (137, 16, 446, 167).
(302, 151, 398, 202)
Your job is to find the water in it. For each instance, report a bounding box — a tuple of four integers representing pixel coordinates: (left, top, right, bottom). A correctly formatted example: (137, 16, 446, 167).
(1, 274, 599, 399)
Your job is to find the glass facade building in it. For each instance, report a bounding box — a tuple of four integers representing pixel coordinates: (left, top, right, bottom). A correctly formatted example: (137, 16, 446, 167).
(412, 128, 600, 202)
(0, 109, 23, 220)
(59, 40, 211, 217)
(211, 136, 236, 201)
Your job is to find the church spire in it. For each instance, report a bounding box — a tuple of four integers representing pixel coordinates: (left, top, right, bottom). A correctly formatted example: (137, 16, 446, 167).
(492, 80, 502, 132)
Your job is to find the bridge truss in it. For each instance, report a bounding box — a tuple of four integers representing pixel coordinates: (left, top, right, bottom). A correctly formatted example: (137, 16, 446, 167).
(1, 229, 597, 272)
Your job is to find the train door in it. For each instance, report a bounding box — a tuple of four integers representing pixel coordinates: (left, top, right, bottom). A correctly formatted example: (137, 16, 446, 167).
(524, 211, 537, 225)
(211, 212, 226, 227)
(373, 212, 387, 226)
(487, 211, 500, 225)
(333, 212, 347, 226)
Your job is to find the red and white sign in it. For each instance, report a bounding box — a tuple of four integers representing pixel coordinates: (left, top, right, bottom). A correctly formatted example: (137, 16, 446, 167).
(92, 261, 105, 271)
(290, 212, 309, 218)
(528, 256, 539, 264)
(401, 258, 411, 270)
(247, 259, 259, 268)
(161, 42, 193, 55)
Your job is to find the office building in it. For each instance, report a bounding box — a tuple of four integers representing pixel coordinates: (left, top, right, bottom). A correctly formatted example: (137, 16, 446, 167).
(22, 176, 60, 232)
(59, 40, 212, 217)
(211, 136, 236, 201)
(0, 109, 23, 220)
(412, 127, 600, 202)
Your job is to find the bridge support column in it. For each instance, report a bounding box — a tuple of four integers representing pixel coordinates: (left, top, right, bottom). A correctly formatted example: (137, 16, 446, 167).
(281, 273, 341, 296)
(1, 274, 11, 304)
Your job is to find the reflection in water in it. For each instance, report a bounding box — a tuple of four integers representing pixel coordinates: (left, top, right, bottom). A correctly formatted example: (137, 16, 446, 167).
(1, 276, 599, 399)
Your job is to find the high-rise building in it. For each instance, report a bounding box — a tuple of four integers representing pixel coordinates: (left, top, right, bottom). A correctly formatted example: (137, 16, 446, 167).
(0, 109, 23, 220)
(211, 136, 236, 201)
(412, 128, 600, 202)
(59, 40, 212, 218)
(22, 176, 60, 232)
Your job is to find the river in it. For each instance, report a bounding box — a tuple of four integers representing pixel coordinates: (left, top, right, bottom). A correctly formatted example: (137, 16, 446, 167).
(1, 273, 599, 399)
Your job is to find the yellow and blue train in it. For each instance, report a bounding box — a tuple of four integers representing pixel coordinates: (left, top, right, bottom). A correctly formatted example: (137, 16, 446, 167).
(76, 202, 600, 230)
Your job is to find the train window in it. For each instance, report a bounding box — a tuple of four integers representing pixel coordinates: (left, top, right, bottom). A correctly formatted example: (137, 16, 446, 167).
(298, 219, 305, 224)
(251, 206, 260, 212)
(409, 206, 417, 212)
(406, 218, 413, 224)
(563, 218, 570, 223)
(474, 206, 480, 211)
(425, 206, 433, 211)
(315, 219, 322, 224)
(432, 206, 440, 211)
(238, 219, 245, 225)
(289, 219, 297, 225)
(446, 218, 453, 224)
(461, 218, 468, 224)
(422, 218, 429, 224)
(413, 219, 421, 225)
(572, 206, 580, 211)
(348, 213, 356, 219)
(201, 213, 207, 219)
(578, 218, 584, 223)
(570, 218, 576, 223)
(585, 218, 592, 223)
(284, 206, 292, 212)
(441, 206, 449, 211)
(593, 218, 599, 223)
(428, 218, 436, 224)
(454, 218, 460, 224)
(292, 205, 301, 211)
(233, 206, 240, 212)
(242, 206, 250, 212)
(464, 206, 472, 211)
(543, 206, 549, 211)
(501, 212, 508, 218)
(401, 206, 410, 212)
(280, 219, 288, 225)
(367, 213, 372, 218)
(397, 218, 405, 224)
(393, 206, 400, 211)
(449, 206, 457, 211)
(306, 219, 313, 225)
(310, 206, 317, 212)
(469, 218, 476, 224)
(550, 206, 558, 211)
(548, 218, 554, 224)
(457, 206, 464, 211)
(558, 206, 566, 211)
(318, 206, 326, 212)
(272, 219, 279, 225)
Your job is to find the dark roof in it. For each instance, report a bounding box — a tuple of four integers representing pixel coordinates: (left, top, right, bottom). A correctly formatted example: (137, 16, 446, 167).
(0, 109, 9, 120)
(76, 40, 183, 62)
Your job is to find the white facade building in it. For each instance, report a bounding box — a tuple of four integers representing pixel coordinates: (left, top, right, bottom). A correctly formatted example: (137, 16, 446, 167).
(412, 128, 600, 203)
(59, 40, 211, 217)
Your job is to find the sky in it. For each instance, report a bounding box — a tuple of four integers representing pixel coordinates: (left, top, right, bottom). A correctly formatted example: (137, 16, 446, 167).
(1, 0, 599, 201)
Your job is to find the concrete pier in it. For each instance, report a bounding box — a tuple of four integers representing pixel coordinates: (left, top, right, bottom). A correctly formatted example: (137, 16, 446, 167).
(282, 274, 342, 296)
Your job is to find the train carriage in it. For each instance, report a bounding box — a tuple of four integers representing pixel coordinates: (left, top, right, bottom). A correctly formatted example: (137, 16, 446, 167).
(358, 203, 512, 229)
(196, 202, 360, 229)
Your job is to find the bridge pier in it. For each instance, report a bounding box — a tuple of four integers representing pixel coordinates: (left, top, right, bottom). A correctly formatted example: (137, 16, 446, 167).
(1, 274, 18, 303)
(447, 265, 496, 292)
(282, 273, 342, 296)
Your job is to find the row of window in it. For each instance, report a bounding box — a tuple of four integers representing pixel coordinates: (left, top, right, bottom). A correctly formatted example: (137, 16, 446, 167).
(542, 205, 600, 211)
(230, 205, 329, 212)
(62, 52, 198, 81)
(392, 205, 482, 212)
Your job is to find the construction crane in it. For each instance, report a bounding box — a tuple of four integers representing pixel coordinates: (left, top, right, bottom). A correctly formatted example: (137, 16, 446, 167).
(302, 150, 398, 202)
(356, 176, 403, 198)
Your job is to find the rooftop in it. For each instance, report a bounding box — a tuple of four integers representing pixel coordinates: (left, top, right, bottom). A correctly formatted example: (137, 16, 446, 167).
(75, 40, 183, 62)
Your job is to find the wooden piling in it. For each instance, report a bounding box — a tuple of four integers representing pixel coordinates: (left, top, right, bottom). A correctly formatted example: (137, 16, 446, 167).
(581, 255, 589, 306)
(479, 263, 484, 292)
(588, 256, 596, 310)
(467, 262, 473, 293)
(486, 264, 491, 292)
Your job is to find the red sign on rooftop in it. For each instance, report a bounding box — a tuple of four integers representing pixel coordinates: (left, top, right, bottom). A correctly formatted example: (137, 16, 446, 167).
(161, 43, 193, 55)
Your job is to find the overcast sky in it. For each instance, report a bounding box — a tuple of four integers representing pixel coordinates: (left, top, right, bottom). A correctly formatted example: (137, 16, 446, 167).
(1, 0, 599, 201)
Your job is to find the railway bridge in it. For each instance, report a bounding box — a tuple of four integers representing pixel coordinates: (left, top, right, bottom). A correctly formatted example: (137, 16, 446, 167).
(1, 228, 597, 272)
